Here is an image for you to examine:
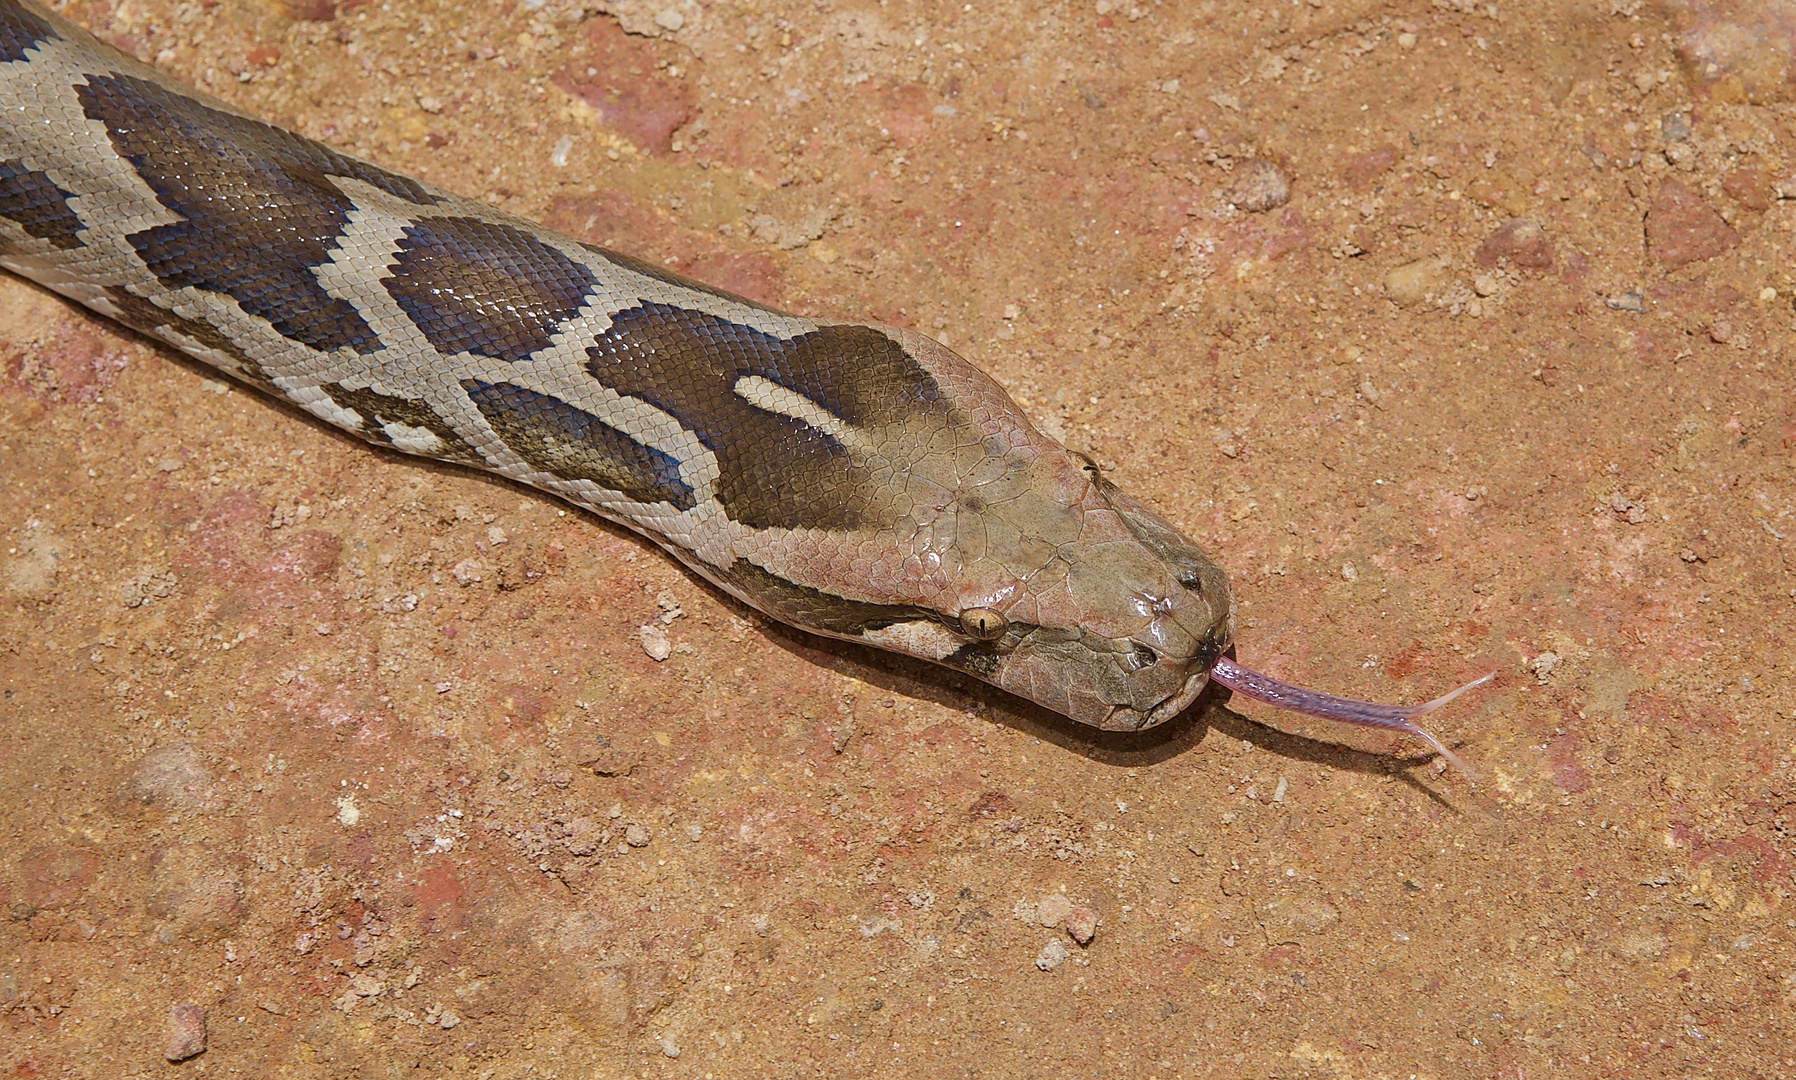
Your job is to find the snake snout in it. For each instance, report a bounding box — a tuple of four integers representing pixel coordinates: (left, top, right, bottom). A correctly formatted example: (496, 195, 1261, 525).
(1104, 589, 1235, 730)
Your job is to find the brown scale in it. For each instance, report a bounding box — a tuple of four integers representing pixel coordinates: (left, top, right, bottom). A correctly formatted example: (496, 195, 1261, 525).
(0, 159, 83, 249)
(461, 379, 694, 509)
(0, 0, 53, 63)
(385, 216, 598, 365)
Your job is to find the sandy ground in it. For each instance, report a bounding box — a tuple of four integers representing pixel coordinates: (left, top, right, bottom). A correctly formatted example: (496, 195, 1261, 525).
(3, 0, 1794, 1076)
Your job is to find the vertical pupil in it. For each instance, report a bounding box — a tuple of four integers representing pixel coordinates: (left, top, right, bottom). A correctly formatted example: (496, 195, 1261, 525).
(961, 609, 1005, 638)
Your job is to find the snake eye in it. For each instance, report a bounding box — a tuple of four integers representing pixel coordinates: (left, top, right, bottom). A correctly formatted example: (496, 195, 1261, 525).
(1125, 643, 1160, 671)
(958, 607, 1009, 640)
(1176, 569, 1204, 594)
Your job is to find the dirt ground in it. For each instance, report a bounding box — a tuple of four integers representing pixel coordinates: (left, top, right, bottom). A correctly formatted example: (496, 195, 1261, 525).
(3, 0, 1794, 1075)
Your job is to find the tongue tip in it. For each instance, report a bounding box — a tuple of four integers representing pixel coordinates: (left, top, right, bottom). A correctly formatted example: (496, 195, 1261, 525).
(1404, 723, 1481, 783)
(1412, 670, 1499, 717)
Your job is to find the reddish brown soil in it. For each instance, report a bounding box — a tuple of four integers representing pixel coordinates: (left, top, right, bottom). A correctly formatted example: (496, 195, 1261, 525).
(3, 0, 1793, 1076)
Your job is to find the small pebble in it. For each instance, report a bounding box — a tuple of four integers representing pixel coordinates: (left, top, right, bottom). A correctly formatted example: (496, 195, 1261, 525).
(1035, 940, 1070, 971)
(1605, 290, 1646, 313)
(1647, 180, 1739, 270)
(1036, 894, 1072, 928)
(1660, 111, 1691, 142)
(1226, 158, 1292, 213)
(163, 1001, 207, 1062)
(638, 624, 672, 661)
(625, 823, 651, 848)
(659, 1036, 682, 1058)
(1474, 218, 1554, 271)
(1531, 651, 1560, 685)
(1383, 258, 1445, 306)
(653, 8, 684, 31)
(1721, 165, 1773, 211)
(1065, 906, 1097, 946)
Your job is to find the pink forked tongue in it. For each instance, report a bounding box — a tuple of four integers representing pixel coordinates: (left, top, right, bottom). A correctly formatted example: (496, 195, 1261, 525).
(1208, 656, 1493, 779)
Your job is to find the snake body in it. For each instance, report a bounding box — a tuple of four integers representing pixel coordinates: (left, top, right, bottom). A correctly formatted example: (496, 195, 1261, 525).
(0, 0, 1238, 732)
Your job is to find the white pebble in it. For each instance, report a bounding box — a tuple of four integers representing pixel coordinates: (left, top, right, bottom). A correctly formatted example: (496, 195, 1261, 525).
(639, 624, 672, 661)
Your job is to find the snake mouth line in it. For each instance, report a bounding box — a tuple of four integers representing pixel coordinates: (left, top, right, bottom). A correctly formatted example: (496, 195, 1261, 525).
(1098, 665, 1214, 732)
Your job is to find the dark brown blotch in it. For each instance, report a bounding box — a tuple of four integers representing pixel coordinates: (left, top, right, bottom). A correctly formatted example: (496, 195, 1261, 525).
(76, 73, 436, 356)
(0, 2, 57, 63)
(585, 306, 950, 532)
(384, 217, 597, 363)
(320, 382, 483, 465)
(461, 379, 694, 509)
(0, 159, 83, 249)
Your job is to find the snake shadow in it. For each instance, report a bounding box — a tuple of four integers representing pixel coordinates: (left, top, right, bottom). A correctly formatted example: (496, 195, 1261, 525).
(758, 623, 1463, 805)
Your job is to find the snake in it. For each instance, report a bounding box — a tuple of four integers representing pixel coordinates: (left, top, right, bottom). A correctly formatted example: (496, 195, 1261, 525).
(0, 0, 1488, 766)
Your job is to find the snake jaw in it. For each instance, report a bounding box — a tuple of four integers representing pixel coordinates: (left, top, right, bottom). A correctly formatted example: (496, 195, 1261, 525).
(1120, 666, 1216, 731)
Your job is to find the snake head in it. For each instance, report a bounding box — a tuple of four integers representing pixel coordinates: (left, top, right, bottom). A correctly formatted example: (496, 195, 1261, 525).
(738, 330, 1237, 732)
(924, 450, 1236, 731)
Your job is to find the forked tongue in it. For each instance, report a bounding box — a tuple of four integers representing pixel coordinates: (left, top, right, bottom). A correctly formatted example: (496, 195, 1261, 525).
(1208, 656, 1493, 780)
